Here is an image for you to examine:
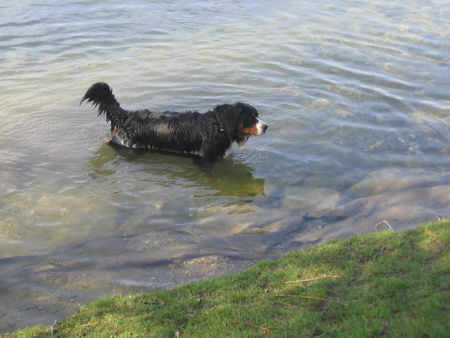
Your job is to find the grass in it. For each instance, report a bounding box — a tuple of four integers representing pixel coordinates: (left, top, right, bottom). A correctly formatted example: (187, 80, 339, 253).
(8, 220, 449, 337)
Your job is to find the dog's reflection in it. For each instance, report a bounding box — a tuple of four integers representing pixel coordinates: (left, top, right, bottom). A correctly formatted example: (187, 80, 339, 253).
(89, 143, 265, 197)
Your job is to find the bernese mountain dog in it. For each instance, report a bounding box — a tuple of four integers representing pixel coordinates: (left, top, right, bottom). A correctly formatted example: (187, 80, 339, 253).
(81, 82, 268, 160)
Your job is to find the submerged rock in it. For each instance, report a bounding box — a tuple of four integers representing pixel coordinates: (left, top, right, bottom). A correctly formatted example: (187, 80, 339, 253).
(282, 186, 342, 213)
(349, 168, 450, 197)
(292, 184, 450, 244)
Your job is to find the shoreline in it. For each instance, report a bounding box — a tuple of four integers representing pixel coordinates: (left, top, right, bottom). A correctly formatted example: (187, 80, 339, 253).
(7, 219, 449, 337)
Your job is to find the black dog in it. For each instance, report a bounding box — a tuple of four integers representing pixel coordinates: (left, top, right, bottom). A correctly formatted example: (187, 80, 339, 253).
(81, 82, 267, 160)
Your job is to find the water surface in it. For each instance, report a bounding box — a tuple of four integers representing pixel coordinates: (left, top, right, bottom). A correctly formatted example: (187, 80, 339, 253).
(1, 0, 449, 332)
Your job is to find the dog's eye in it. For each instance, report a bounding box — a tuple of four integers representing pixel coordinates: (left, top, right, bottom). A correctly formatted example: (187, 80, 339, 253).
(244, 116, 257, 126)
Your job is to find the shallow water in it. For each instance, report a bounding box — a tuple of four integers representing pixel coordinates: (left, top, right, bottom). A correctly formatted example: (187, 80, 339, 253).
(1, 0, 449, 332)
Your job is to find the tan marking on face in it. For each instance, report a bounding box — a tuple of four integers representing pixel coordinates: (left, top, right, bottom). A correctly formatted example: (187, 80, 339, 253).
(240, 124, 260, 136)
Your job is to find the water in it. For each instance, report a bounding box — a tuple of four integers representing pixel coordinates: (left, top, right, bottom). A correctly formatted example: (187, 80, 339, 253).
(1, 0, 449, 332)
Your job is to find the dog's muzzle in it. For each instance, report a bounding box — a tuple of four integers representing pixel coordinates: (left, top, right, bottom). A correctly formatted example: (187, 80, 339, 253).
(257, 118, 268, 135)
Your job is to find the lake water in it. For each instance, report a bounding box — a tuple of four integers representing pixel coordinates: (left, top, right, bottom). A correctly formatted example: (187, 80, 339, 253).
(1, 0, 449, 332)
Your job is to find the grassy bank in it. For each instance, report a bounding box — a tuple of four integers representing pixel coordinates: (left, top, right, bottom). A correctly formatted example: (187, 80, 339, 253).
(10, 220, 449, 337)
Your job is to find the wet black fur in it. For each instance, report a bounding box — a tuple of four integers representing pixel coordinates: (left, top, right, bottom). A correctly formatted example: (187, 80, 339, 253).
(81, 82, 262, 160)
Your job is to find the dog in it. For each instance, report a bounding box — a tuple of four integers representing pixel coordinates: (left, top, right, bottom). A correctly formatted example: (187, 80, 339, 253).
(81, 82, 267, 160)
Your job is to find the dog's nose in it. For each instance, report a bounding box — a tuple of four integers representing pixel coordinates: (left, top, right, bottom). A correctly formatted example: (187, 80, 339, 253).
(263, 124, 268, 133)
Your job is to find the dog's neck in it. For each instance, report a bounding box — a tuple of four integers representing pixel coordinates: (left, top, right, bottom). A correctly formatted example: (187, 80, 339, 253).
(212, 110, 226, 134)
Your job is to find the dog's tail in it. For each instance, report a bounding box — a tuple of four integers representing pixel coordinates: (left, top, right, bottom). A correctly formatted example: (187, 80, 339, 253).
(81, 82, 128, 130)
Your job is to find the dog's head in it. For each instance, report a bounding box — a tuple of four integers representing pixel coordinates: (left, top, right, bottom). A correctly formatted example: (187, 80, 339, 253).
(214, 102, 268, 146)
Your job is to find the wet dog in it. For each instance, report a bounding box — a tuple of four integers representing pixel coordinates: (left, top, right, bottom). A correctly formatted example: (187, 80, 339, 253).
(81, 82, 267, 160)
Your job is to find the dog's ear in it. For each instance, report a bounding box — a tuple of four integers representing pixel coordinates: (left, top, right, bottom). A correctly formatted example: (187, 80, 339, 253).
(233, 102, 258, 117)
(233, 102, 246, 116)
(214, 103, 253, 117)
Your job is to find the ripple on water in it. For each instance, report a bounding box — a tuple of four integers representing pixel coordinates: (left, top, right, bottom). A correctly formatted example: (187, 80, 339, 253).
(0, 0, 449, 332)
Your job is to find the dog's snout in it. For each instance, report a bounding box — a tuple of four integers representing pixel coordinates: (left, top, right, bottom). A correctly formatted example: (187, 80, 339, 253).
(256, 118, 268, 135)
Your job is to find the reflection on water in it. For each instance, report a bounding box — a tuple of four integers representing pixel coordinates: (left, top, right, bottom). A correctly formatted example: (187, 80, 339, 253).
(89, 143, 266, 197)
(1, 0, 449, 332)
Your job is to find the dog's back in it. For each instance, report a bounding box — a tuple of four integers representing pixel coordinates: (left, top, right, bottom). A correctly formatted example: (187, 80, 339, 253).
(82, 83, 231, 157)
(123, 109, 223, 155)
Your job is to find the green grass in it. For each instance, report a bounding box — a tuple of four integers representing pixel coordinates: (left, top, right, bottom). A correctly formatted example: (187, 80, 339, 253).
(8, 220, 450, 337)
